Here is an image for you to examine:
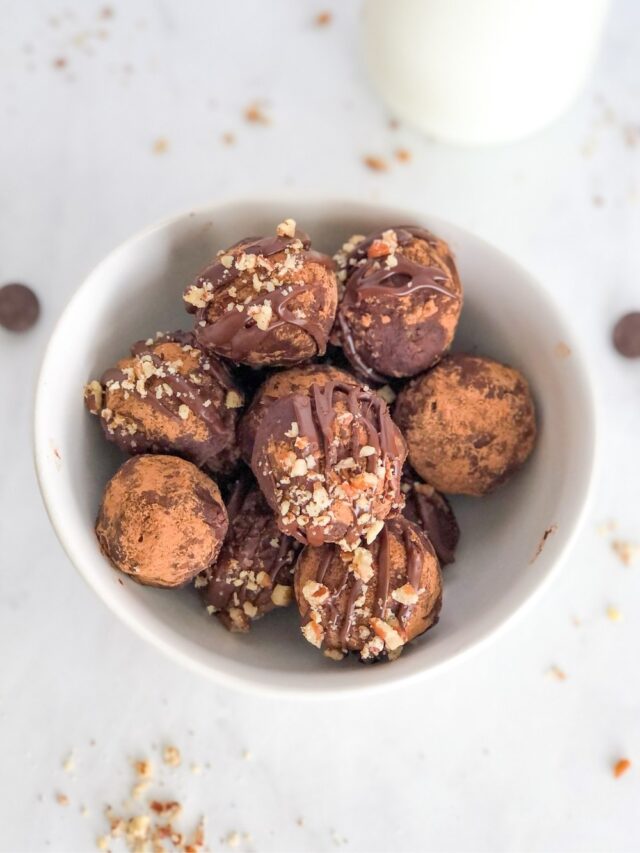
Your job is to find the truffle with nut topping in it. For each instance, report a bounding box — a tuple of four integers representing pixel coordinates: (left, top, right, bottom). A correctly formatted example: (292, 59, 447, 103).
(295, 516, 442, 661)
(199, 473, 302, 632)
(394, 354, 537, 496)
(333, 225, 462, 382)
(183, 219, 338, 367)
(251, 380, 406, 549)
(96, 455, 228, 587)
(400, 471, 460, 566)
(238, 363, 359, 463)
(84, 331, 243, 476)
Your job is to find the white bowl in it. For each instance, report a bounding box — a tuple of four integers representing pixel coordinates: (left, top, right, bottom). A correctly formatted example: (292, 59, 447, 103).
(34, 199, 597, 698)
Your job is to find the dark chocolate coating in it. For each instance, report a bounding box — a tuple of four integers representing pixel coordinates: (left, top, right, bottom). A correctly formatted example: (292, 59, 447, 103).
(84, 331, 243, 476)
(295, 516, 442, 661)
(184, 225, 338, 367)
(400, 471, 459, 566)
(251, 380, 406, 548)
(334, 226, 462, 381)
(394, 354, 537, 496)
(200, 473, 302, 632)
(238, 363, 359, 463)
(0, 283, 40, 332)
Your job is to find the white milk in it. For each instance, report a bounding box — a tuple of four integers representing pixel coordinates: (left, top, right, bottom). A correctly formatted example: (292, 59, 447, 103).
(362, 0, 610, 145)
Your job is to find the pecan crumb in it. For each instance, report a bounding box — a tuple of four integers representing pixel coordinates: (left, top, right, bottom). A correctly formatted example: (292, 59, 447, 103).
(244, 102, 270, 125)
(395, 148, 411, 163)
(162, 745, 181, 767)
(152, 137, 169, 155)
(314, 11, 332, 26)
(363, 155, 388, 172)
(547, 665, 567, 681)
(613, 758, 631, 778)
(611, 539, 640, 567)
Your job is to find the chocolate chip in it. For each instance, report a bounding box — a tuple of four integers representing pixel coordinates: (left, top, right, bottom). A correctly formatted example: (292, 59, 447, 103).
(613, 311, 640, 358)
(0, 283, 40, 332)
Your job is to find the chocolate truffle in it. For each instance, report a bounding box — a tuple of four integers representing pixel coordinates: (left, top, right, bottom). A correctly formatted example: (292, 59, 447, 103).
(184, 219, 338, 367)
(394, 354, 536, 496)
(84, 331, 243, 476)
(295, 517, 442, 661)
(199, 474, 302, 632)
(96, 455, 228, 587)
(334, 225, 462, 382)
(251, 380, 406, 548)
(238, 363, 359, 463)
(400, 472, 460, 565)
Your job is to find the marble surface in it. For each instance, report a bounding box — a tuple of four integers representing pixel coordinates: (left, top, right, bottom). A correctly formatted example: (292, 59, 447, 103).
(1, 1, 640, 851)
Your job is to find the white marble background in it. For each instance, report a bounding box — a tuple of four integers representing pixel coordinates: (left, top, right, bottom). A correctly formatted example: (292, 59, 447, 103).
(1, 1, 640, 851)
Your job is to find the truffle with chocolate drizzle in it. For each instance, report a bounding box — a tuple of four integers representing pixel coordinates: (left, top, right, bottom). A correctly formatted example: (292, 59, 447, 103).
(334, 225, 462, 381)
(84, 331, 244, 475)
(400, 470, 460, 566)
(184, 219, 338, 367)
(295, 516, 442, 661)
(198, 473, 302, 632)
(251, 379, 406, 549)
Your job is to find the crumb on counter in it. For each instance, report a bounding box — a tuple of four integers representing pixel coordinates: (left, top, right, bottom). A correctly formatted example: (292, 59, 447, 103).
(606, 605, 623, 622)
(152, 137, 169, 155)
(244, 102, 270, 125)
(362, 155, 388, 172)
(395, 148, 411, 163)
(611, 539, 640, 567)
(613, 758, 631, 778)
(547, 665, 567, 681)
(162, 744, 181, 767)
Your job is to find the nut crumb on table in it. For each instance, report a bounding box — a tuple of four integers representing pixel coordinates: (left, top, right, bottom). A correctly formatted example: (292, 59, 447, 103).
(613, 758, 631, 778)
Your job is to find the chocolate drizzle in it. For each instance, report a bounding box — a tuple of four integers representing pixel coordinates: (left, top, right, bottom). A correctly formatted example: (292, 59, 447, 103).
(96, 332, 241, 472)
(251, 380, 405, 546)
(402, 474, 459, 566)
(204, 475, 301, 617)
(336, 225, 461, 383)
(187, 229, 336, 364)
(301, 516, 437, 657)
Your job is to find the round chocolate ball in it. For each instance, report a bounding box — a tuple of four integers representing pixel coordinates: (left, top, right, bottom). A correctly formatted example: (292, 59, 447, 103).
(394, 354, 537, 496)
(400, 471, 460, 566)
(184, 219, 338, 367)
(238, 363, 359, 463)
(199, 474, 302, 632)
(96, 455, 228, 587)
(295, 517, 442, 661)
(84, 331, 243, 476)
(334, 225, 462, 382)
(251, 380, 406, 548)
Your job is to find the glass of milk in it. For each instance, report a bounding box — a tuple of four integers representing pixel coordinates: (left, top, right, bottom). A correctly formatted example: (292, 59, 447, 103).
(362, 0, 610, 146)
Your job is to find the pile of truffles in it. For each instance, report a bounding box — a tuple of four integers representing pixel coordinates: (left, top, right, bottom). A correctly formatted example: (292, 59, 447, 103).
(85, 219, 537, 664)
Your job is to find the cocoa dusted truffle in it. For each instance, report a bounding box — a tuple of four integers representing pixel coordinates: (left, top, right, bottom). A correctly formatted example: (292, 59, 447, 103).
(251, 380, 406, 548)
(295, 516, 442, 661)
(199, 474, 302, 632)
(400, 472, 460, 566)
(84, 331, 243, 476)
(183, 219, 338, 367)
(334, 226, 462, 382)
(238, 363, 359, 463)
(96, 455, 228, 587)
(394, 354, 537, 496)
